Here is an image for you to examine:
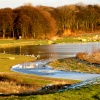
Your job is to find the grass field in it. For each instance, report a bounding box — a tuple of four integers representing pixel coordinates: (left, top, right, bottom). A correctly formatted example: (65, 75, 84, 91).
(0, 34, 100, 99)
(1, 84, 100, 100)
(0, 39, 49, 47)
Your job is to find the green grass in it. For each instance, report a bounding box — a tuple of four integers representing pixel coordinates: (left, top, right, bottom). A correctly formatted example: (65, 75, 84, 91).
(48, 58, 100, 74)
(54, 33, 100, 44)
(0, 39, 50, 47)
(0, 53, 35, 72)
(1, 84, 100, 100)
(54, 37, 80, 44)
(0, 33, 100, 47)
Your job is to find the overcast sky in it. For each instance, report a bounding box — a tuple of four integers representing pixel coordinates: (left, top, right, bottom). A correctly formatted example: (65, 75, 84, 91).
(0, 0, 100, 8)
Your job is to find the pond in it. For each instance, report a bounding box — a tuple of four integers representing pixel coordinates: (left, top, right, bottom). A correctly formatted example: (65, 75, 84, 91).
(0, 42, 100, 60)
(1, 42, 100, 80)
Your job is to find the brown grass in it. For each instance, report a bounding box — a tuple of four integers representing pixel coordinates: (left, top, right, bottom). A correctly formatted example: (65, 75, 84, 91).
(0, 81, 35, 94)
(77, 50, 100, 64)
(0, 72, 77, 95)
(0, 73, 38, 94)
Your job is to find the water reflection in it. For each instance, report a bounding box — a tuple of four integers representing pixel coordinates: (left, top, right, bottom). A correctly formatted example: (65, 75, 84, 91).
(0, 42, 100, 60)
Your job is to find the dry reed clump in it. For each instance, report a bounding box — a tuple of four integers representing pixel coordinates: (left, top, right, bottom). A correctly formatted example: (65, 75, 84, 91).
(0, 72, 76, 95)
(0, 73, 37, 94)
(76, 53, 88, 60)
(0, 81, 35, 94)
(77, 51, 100, 64)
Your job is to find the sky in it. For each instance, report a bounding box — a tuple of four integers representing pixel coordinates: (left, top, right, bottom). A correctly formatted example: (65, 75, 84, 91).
(0, 0, 100, 8)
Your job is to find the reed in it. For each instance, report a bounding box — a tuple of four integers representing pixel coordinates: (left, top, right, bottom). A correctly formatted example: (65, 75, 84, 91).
(77, 50, 100, 64)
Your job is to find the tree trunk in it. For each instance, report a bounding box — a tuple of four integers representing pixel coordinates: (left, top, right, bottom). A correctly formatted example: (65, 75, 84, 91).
(92, 23, 94, 32)
(76, 22, 79, 30)
(3, 29, 5, 38)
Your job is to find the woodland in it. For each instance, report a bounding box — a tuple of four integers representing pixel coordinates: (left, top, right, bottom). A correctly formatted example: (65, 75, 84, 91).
(0, 3, 100, 39)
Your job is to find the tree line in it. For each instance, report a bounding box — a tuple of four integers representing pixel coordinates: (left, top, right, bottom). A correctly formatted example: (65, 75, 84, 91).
(0, 4, 100, 39)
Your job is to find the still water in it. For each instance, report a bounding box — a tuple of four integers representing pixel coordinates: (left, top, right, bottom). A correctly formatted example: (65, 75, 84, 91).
(0, 42, 100, 60)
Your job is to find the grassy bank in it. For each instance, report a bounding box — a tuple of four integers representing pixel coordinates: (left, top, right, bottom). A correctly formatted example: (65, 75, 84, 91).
(77, 52, 100, 65)
(48, 48, 100, 74)
(0, 33, 100, 48)
(0, 53, 77, 94)
(0, 53, 35, 72)
(0, 39, 49, 48)
(48, 57, 100, 74)
(1, 84, 100, 100)
(53, 33, 100, 44)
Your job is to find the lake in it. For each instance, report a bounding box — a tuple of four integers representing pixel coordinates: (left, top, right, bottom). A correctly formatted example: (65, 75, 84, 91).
(0, 42, 100, 60)
(1, 42, 100, 80)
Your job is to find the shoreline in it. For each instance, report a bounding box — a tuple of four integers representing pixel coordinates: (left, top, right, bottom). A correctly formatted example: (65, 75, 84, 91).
(10, 60, 100, 95)
(0, 40, 100, 95)
(0, 38, 100, 48)
(11, 60, 100, 81)
(0, 53, 77, 94)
